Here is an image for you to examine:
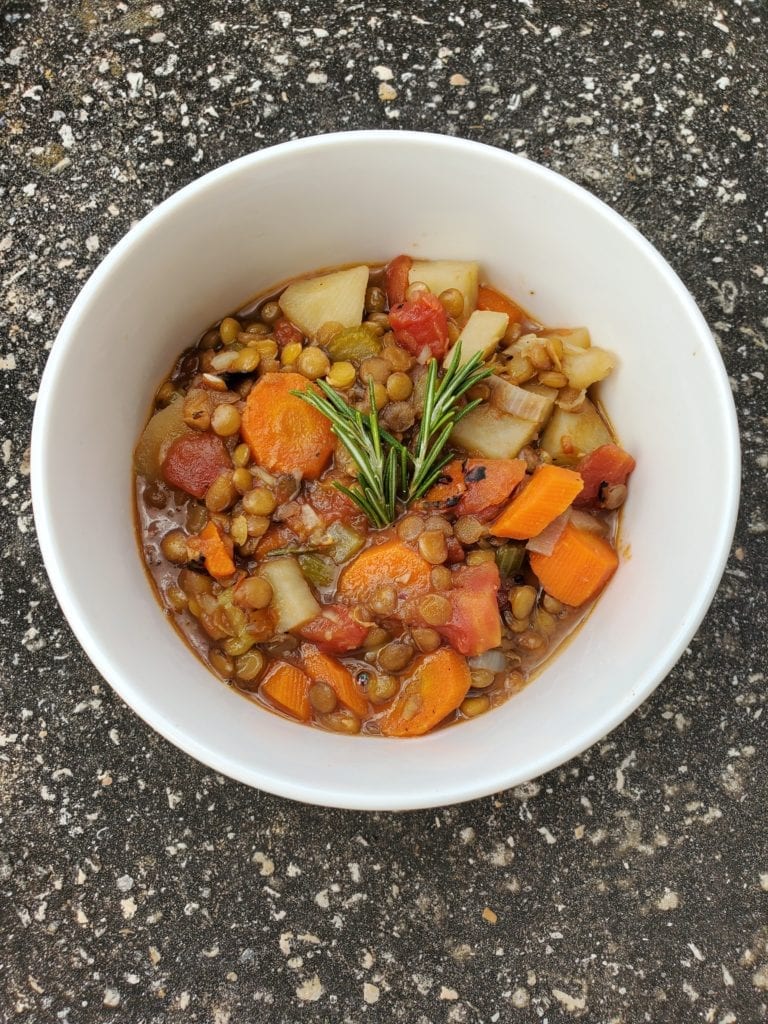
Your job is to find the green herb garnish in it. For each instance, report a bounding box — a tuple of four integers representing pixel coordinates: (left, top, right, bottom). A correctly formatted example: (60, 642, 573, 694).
(293, 343, 492, 527)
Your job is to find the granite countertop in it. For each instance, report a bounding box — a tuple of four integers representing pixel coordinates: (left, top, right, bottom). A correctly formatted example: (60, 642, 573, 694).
(2, 2, 766, 1021)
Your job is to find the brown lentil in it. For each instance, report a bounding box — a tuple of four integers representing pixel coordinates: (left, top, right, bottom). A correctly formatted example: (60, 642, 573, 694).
(321, 708, 362, 734)
(454, 516, 485, 545)
(296, 346, 330, 380)
(211, 403, 241, 437)
(405, 281, 430, 301)
(378, 639, 415, 672)
(517, 630, 545, 651)
(418, 593, 452, 626)
(397, 514, 424, 542)
(309, 681, 337, 714)
(412, 627, 441, 653)
(430, 565, 453, 590)
(316, 321, 344, 346)
(209, 648, 235, 678)
(219, 317, 241, 344)
(326, 360, 356, 390)
(381, 343, 413, 371)
(232, 468, 253, 495)
(367, 674, 398, 704)
(223, 633, 257, 657)
(235, 649, 265, 683)
(418, 530, 448, 564)
(461, 694, 490, 717)
(246, 515, 270, 538)
(365, 285, 387, 313)
(510, 584, 537, 620)
(242, 487, 276, 516)
(369, 585, 397, 616)
(230, 514, 248, 547)
(160, 529, 189, 564)
(542, 594, 564, 615)
(385, 371, 413, 402)
(205, 473, 237, 513)
(465, 548, 496, 566)
(439, 288, 464, 319)
(470, 668, 495, 689)
(359, 357, 390, 384)
(259, 301, 281, 325)
(234, 575, 273, 610)
(602, 483, 627, 510)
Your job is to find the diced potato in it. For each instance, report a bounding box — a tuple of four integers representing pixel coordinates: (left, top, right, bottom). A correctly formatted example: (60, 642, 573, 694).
(451, 386, 556, 460)
(134, 398, 188, 480)
(539, 398, 613, 466)
(258, 556, 320, 632)
(278, 266, 369, 340)
(409, 260, 479, 319)
(562, 345, 615, 390)
(545, 326, 591, 350)
(445, 310, 508, 367)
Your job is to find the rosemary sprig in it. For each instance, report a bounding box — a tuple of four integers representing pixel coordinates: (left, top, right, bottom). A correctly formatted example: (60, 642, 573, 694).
(407, 345, 492, 501)
(292, 342, 492, 527)
(295, 377, 398, 528)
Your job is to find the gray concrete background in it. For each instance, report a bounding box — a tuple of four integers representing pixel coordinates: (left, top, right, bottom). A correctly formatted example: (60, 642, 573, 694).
(1, 2, 766, 1021)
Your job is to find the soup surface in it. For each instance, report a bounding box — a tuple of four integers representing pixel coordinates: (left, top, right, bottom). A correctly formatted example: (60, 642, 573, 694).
(134, 256, 635, 736)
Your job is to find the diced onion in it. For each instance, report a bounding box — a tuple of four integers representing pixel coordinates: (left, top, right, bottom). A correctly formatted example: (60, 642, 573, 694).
(526, 510, 571, 556)
(468, 649, 507, 673)
(490, 376, 549, 421)
(417, 345, 432, 365)
(570, 509, 609, 535)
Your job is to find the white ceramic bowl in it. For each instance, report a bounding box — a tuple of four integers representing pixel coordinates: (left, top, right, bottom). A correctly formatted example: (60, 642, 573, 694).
(32, 131, 739, 810)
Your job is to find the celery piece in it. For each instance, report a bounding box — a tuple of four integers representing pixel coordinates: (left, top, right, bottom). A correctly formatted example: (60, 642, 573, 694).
(326, 522, 366, 564)
(495, 543, 526, 578)
(298, 552, 336, 588)
(327, 326, 382, 362)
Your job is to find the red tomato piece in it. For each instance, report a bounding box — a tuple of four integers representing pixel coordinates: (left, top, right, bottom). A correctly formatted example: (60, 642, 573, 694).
(389, 293, 449, 358)
(575, 445, 636, 508)
(161, 432, 231, 498)
(273, 317, 303, 347)
(294, 604, 370, 653)
(436, 562, 502, 656)
(309, 479, 368, 529)
(385, 254, 412, 307)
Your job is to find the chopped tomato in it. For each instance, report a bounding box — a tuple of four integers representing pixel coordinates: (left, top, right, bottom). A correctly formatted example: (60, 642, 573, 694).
(273, 317, 303, 347)
(294, 604, 370, 653)
(436, 561, 502, 656)
(575, 444, 636, 508)
(389, 293, 449, 358)
(385, 254, 412, 307)
(161, 432, 231, 498)
(309, 479, 368, 530)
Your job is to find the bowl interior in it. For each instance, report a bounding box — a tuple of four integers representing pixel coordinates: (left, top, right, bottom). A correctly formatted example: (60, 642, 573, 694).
(32, 133, 739, 809)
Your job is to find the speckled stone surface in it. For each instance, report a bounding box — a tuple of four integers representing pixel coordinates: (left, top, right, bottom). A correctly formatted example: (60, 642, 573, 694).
(2, 2, 767, 1021)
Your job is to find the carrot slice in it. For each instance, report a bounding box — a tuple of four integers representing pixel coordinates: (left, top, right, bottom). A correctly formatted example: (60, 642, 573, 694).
(337, 539, 432, 605)
(490, 464, 584, 539)
(187, 521, 236, 579)
(241, 372, 334, 479)
(381, 649, 472, 737)
(300, 644, 368, 718)
(477, 285, 526, 325)
(260, 661, 312, 721)
(529, 522, 619, 606)
(420, 459, 466, 509)
(457, 459, 527, 517)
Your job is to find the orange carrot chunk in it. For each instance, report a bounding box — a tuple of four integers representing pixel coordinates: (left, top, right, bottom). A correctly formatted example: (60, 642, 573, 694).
(529, 522, 619, 607)
(241, 372, 334, 479)
(260, 661, 312, 721)
(381, 649, 472, 737)
(337, 539, 432, 605)
(490, 464, 584, 539)
(187, 521, 236, 579)
(420, 459, 467, 509)
(300, 644, 368, 718)
(477, 285, 526, 325)
(457, 459, 527, 517)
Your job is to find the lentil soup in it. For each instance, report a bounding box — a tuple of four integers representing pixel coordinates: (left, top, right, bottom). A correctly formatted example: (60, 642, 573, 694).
(134, 256, 635, 737)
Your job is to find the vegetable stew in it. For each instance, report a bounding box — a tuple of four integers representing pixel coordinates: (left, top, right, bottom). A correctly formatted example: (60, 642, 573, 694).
(134, 256, 635, 737)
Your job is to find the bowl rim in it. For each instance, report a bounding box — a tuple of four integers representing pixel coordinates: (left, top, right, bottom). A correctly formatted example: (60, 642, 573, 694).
(31, 130, 741, 810)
